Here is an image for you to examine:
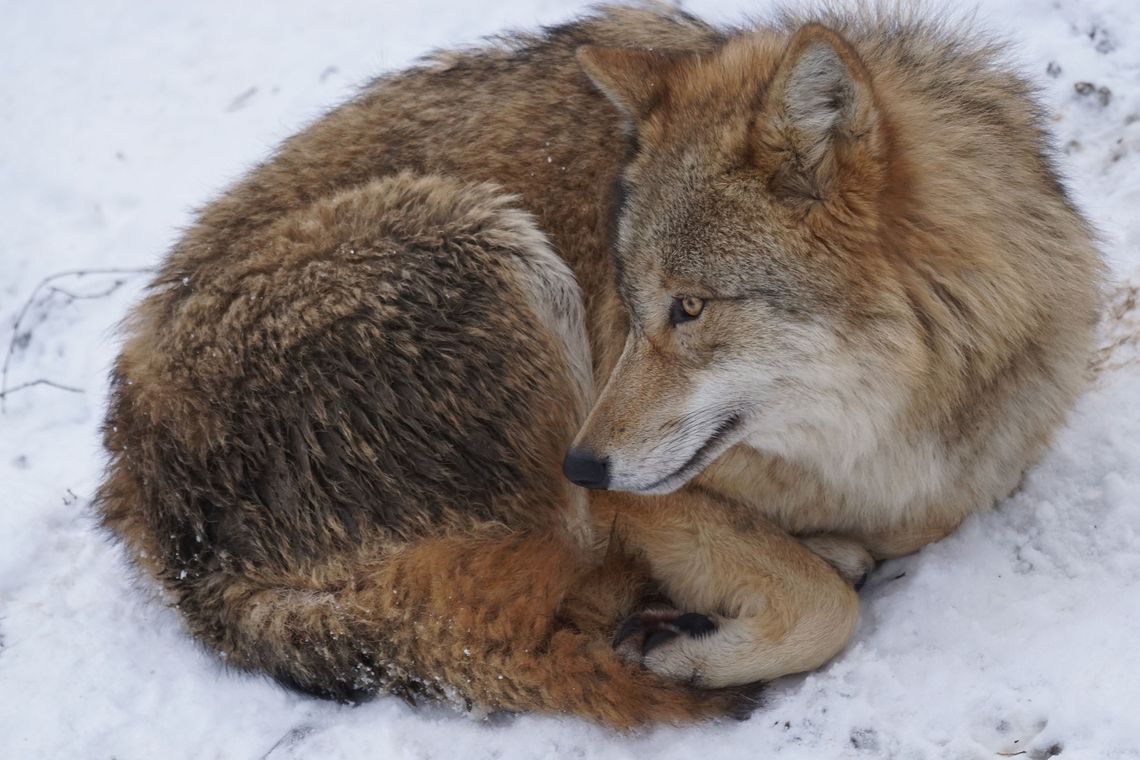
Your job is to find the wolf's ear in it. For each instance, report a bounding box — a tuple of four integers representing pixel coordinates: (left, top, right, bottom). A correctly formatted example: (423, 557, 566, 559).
(757, 24, 883, 200)
(577, 46, 677, 121)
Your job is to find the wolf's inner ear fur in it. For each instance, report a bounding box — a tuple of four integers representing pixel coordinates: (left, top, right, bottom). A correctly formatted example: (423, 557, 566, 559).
(577, 46, 677, 121)
(758, 24, 882, 200)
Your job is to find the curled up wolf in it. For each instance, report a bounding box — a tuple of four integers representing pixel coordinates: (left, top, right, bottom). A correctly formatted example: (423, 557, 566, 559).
(96, 4, 1103, 727)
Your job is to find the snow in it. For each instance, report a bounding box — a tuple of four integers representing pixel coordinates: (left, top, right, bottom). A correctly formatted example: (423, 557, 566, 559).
(1, 0, 1138, 757)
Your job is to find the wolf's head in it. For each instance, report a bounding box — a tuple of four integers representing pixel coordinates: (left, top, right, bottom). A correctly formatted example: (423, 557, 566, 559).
(565, 24, 926, 494)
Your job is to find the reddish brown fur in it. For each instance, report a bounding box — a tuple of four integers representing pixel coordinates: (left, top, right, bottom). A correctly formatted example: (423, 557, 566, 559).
(98, 8, 763, 725)
(97, 3, 1102, 721)
(566, 8, 1100, 683)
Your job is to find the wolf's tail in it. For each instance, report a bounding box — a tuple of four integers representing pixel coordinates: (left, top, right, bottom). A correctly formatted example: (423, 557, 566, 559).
(187, 530, 749, 728)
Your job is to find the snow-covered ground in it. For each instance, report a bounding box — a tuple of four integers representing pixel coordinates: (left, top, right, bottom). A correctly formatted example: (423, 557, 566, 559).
(2, 1, 1138, 757)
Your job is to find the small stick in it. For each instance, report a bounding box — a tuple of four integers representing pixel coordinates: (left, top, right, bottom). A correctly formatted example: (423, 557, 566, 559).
(2, 266, 154, 413)
(0, 378, 85, 400)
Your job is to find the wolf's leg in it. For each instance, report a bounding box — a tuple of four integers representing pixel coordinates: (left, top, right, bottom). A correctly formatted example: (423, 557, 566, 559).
(799, 534, 876, 588)
(595, 489, 860, 689)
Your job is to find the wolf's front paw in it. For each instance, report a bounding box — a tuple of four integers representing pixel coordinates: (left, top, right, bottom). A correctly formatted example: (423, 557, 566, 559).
(613, 608, 718, 684)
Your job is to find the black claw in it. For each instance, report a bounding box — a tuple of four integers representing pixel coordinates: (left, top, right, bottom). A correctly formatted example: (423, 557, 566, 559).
(641, 628, 677, 654)
(673, 612, 717, 637)
(613, 615, 644, 648)
(614, 610, 718, 654)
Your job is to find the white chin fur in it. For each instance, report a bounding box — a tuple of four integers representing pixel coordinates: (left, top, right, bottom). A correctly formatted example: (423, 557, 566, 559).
(607, 415, 750, 494)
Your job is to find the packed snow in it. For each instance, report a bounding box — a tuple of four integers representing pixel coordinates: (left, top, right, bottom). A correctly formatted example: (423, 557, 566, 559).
(1, 1, 1138, 758)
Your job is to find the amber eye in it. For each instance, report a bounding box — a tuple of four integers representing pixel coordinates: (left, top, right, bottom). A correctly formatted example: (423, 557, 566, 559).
(670, 296, 705, 326)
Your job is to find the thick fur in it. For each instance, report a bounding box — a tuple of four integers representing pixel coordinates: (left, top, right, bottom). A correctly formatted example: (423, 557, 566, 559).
(97, 3, 1102, 719)
(570, 6, 1103, 684)
(99, 171, 757, 724)
(98, 8, 763, 725)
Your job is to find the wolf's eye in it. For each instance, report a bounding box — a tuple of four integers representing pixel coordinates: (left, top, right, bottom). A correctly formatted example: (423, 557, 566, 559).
(670, 296, 705, 326)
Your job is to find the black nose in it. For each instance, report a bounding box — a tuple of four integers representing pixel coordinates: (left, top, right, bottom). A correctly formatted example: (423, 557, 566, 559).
(562, 447, 610, 489)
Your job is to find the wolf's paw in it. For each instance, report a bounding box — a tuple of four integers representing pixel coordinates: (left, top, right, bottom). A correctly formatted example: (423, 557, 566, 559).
(613, 608, 718, 684)
(799, 535, 875, 590)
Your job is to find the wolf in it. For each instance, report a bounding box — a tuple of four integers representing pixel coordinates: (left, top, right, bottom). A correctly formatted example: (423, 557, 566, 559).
(95, 3, 1101, 725)
(567, 10, 1103, 684)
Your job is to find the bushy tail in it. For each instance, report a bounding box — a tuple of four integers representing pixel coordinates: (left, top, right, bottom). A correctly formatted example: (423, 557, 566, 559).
(187, 530, 750, 728)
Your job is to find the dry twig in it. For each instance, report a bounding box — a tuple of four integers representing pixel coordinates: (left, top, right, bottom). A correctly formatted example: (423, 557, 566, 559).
(2, 266, 154, 412)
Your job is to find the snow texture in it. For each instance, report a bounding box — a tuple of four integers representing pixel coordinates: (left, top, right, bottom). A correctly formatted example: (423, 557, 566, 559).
(1, 1, 1138, 758)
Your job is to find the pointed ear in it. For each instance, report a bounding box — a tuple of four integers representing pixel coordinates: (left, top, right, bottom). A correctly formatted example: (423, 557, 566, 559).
(577, 46, 678, 120)
(759, 24, 882, 198)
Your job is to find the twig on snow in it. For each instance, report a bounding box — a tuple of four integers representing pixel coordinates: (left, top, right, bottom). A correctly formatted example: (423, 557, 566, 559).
(0, 378, 85, 400)
(2, 266, 154, 413)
